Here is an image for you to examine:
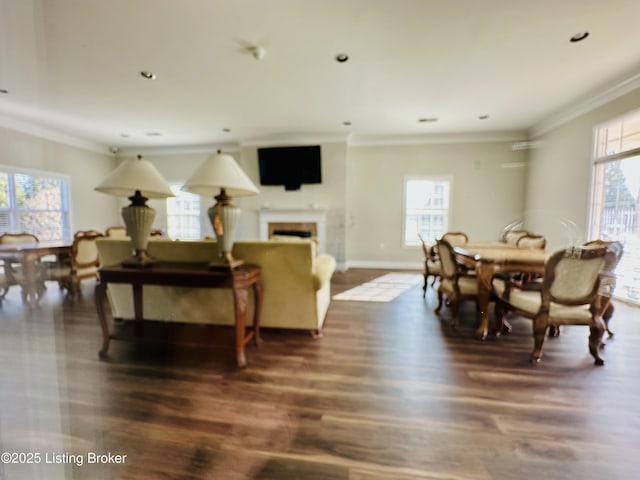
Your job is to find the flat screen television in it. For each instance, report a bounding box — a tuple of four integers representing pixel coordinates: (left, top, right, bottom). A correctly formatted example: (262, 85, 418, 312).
(257, 145, 322, 191)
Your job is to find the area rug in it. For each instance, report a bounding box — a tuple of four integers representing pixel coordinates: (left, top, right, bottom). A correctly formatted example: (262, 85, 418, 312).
(332, 273, 423, 302)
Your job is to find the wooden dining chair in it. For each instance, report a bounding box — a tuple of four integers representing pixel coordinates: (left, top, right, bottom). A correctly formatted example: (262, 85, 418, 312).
(0, 232, 43, 301)
(435, 239, 479, 329)
(105, 226, 127, 237)
(418, 234, 441, 295)
(584, 239, 624, 337)
(502, 230, 530, 245)
(492, 246, 611, 365)
(441, 231, 469, 247)
(45, 231, 104, 301)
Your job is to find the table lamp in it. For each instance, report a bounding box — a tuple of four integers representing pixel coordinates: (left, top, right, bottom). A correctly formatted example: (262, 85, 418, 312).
(183, 150, 259, 269)
(95, 155, 174, 267)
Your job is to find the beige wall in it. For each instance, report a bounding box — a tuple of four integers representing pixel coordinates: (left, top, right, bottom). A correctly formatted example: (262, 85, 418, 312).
(132, 142, 349, 263)
(346, 142, 527, 267)
(0, 126, 119, 235)
(526, 87, 640, 250)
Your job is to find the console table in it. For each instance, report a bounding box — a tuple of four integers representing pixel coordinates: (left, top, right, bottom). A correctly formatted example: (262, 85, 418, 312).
(95, 262, 263, 368)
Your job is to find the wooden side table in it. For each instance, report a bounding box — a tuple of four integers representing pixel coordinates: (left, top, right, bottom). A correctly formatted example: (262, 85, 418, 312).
(95, 262, 263, 368)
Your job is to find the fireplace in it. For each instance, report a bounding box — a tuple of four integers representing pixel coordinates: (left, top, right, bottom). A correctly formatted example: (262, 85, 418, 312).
(259, 209, 327, 253)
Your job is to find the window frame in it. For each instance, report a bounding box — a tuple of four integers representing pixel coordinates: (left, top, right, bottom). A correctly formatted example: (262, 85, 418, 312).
(402, 175, 453, 248)
(166, 183, 202, 240)
(0, 164, 72, 241)
(588, 111, 640, 305)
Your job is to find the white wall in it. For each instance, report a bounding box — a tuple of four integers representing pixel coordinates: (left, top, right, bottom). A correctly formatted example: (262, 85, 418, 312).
(526, 87, 640, 250)
(0, 126, 119, 234)
(346, 142, 528, 267)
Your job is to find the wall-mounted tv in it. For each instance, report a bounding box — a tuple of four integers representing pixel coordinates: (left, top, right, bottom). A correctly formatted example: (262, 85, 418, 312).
(257, 145, 322, 191)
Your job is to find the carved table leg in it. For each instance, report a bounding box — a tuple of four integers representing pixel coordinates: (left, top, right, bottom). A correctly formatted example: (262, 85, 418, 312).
(233, 286, 249, 368)
(474, 262, 493, 340)
(253, 277, 264, 347)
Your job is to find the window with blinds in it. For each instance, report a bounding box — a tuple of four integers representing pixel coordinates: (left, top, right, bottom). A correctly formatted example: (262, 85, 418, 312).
(0, 167, 71, 241)
(403, 176, 451, 247)
(166, 184, 201, 240)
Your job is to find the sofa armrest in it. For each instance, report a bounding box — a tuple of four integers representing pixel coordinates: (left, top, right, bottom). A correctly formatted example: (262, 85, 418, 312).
(313, 254, 336, 291)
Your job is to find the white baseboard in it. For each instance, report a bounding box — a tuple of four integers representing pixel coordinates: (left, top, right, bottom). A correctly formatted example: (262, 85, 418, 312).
(343, 260, 422, 271)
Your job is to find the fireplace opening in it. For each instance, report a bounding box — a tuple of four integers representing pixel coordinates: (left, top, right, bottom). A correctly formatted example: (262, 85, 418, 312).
(272, 229, 312, 238)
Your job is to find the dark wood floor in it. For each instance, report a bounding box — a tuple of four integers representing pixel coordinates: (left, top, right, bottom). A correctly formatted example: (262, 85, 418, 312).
(1, 269, 639, 480)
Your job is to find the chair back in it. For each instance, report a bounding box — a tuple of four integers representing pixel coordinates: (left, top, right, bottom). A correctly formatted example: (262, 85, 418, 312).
(436, 239, 459, 280)
(584, 240, 624, 298)
(105, 226, 127, 237)
(75, 229, 102, 239)
(72, 232, 104, 273)
(441, 231, 468, 247)
(0, 232, 39, 245)
(516, 234, 546, 249)
(503, 230, 529, 245)
(542, 246, 608, 306)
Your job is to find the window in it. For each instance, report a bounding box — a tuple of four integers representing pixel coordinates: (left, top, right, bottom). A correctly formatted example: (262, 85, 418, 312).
(590, 111, 640, 304)
(0, 167, 71, 241)
(403, 176, 451, 246)
(166, 184, 201, 240)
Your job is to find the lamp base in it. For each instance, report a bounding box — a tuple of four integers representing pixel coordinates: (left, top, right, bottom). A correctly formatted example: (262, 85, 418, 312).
(121, 250, 156, 268)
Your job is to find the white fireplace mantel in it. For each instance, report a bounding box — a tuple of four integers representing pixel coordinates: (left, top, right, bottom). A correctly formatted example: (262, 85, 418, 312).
(258, 208, 327, 253)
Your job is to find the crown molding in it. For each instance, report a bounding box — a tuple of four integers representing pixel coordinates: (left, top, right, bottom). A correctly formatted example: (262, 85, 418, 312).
(240, 133, 350, 147)
(116, 142, 241, 157)
(530, 71, 640, 139)
(348, 131, 527, 147)
(0, 113, 112, 155)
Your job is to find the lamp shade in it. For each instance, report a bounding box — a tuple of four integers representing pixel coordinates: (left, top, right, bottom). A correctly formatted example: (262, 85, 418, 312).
(182, 151, 259, 197)
(95, 155, 174, 198)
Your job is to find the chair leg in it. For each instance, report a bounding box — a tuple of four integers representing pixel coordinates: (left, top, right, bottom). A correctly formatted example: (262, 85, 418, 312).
(422, 274, 428, 297)
(451, 300, 459, 329)
(531, 314, 549, 363)
(494, 302, 511, 335)
(589, 324, 605, 366)
(602, 301, 615, 337)
(435, 290, 443, 314)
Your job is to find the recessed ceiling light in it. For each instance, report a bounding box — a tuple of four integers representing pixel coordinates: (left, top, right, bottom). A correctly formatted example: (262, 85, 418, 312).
(418, 117, 438, 123)
(478, 115, 489, 120)
(570, 31, 589, 43)
(145, 132, 162, 137)
(120, 133, 129, 138)
(139, 71, 156, 80)
(335, 53, 349, 63)
(0, 89, 8, 94)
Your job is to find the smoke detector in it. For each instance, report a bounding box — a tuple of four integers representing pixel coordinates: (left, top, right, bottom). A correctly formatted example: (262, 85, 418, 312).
(248, 45, 266, 60)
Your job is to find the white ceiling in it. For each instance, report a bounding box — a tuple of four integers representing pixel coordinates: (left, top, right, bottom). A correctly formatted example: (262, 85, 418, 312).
(2, 0, 640, 152)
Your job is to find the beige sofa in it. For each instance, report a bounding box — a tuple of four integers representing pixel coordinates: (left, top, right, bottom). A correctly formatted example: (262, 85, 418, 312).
(95, 238, 337, 332)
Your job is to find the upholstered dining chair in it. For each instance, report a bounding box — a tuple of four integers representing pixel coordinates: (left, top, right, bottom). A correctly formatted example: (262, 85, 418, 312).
(435, 239, 479, 329)
(516, 234, 546, 249)
(441, 231, 468, 247)
(0, 232, 42, 301)
(45, 231, 104, 301)
(0, 260, 11, 304)
(418, 234, 441, 295)
(105, 225, 127, 237)
(584, 239, 624, 337)
(492, 246, 611, 365)
(502, 229, 530, 245)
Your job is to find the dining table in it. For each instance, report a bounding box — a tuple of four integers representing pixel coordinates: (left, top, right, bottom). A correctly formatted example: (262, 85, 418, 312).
(0, 240, 73, 306)
(453, 242, 549, 340)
